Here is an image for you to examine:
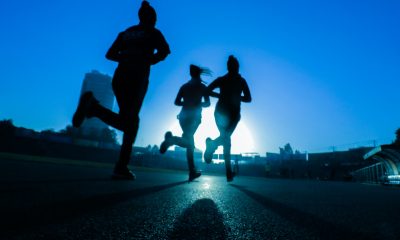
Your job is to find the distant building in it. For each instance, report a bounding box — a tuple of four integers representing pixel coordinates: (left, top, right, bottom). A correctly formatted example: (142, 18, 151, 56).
(306, 147, 373, 180)
(168, 146, 203, 163)
(266, 151, 307, 161)
(264, 151, 308, 178)
(79, 70, 114, 135)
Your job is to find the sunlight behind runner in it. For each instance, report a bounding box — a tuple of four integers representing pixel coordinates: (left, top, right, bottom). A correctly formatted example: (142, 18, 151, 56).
(169, 107, 254, 154)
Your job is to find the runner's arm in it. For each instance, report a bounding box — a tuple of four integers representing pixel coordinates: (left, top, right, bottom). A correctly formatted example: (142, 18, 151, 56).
(241, 80, 252, 103)
(150, 31, 171, 65)
(174, 88, 184, 106)
(105, 33, 123, 62)
(202, 88, 211, 107)
(206, 78, 221, 98)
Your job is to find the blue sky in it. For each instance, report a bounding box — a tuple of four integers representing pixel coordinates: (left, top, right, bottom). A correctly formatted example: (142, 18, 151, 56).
(0, 0, 399, 154)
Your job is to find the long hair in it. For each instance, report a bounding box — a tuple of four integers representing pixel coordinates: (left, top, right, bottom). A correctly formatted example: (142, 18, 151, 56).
(190, 64, 212, 83)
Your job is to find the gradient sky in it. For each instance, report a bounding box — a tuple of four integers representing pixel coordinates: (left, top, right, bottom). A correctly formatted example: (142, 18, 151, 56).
(0, 0, 399, 154)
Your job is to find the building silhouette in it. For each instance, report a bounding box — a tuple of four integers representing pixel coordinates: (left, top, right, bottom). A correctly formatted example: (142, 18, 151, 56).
(79, 70, 114, 135)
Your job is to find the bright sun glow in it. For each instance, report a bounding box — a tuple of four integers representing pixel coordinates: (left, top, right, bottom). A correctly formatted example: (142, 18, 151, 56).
(169, 107, 255, 154)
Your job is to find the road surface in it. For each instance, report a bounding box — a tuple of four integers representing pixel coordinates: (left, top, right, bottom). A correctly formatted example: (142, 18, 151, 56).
(0, 153, 399, 239)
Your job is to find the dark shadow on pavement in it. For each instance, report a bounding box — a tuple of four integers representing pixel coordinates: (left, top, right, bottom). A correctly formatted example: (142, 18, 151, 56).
(230, 184, 375, 240)
(0, 177, 112, 186)
(169, 198, 227, 240)
(1, 180, 187, 237)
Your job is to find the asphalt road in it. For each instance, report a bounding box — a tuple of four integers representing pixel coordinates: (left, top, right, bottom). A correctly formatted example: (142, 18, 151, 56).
(0, 153, 399, 240)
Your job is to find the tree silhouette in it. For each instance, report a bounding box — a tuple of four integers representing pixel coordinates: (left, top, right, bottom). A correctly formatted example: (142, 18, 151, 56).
(0, 119, 16, 138)
(59, 125, 118, 144)
(100, 128, 118, 144)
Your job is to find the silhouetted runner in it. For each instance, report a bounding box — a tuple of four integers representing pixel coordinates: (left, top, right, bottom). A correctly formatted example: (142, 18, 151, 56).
(72, 1, 170, 180)
(204, 55, 251, 182)
(160, 65, 211, 181)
